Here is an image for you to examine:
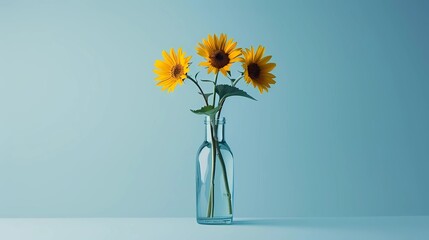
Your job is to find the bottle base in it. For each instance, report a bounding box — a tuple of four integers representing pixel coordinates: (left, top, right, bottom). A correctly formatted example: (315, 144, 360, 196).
(197, 217, 233, 225)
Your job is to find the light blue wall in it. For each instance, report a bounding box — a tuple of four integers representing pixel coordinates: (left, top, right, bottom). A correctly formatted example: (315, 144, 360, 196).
(1, 0, 428, 217)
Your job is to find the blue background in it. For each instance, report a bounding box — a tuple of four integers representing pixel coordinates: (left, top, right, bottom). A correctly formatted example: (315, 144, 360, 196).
(0, 0, 428, 217)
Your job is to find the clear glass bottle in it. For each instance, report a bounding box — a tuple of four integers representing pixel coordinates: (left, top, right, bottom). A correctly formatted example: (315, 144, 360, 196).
(196, 116, 234, 224)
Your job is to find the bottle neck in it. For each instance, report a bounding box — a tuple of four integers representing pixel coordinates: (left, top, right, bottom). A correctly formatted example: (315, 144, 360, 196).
(205, 117, 226, 143)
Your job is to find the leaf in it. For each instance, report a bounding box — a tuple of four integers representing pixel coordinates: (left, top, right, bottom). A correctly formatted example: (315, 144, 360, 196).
(227, 71, 231, 77)
(190, 105, 220, 117)
(198, 92, 213, 99)
(194, 72, 200, 80)
(215, 84, 257, 102)
(201, 79, 215, 84)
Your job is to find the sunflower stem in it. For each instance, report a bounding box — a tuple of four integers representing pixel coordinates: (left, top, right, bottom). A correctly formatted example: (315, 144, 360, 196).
(215, 139, 232, 215)
(212, 71, 219, 106)
(214, 99, 232, 215)
(187, 75, 208, 106)
(232, 75, 243, 87)
(216, 98, 225, 122)
(207, 121, 217, 217)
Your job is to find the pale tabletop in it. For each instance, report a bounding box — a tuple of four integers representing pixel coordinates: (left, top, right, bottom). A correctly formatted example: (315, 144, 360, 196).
(0, 217, 428, 240)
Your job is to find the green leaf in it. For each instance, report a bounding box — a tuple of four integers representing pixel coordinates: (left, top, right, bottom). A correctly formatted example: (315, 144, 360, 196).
(215, 84, 257, 102)
(194, 72, 200, 80)
(190, 105, 220, 117)
(201, 79, 215, 84)
(199, 92, 213, 97)
(227, 71, 231, 77)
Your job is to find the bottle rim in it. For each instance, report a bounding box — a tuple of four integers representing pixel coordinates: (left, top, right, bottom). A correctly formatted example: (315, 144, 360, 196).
(204, 116, 226, 124)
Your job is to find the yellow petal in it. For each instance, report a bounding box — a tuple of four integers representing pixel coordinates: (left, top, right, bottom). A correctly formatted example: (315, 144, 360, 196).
(261, 62, 276, 72)
(254, 45, 265, 62)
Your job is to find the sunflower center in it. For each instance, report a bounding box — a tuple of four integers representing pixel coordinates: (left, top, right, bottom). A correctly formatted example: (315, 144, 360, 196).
(210, 50, 230, 69)
(247, 63, 261, 79)
(171, 64, 184, 78)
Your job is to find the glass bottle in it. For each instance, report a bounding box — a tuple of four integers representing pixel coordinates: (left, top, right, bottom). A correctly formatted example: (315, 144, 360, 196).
(196, 116, 234, 224)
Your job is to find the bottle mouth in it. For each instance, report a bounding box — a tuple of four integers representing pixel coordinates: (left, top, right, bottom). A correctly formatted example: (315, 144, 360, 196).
(204, 116, 226, 124)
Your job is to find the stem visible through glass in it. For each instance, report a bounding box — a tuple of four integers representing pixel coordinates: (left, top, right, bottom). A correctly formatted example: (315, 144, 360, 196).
(207, 121, 216, 217)
(206, 119, 232, 217)
(215, 138, 232, 214)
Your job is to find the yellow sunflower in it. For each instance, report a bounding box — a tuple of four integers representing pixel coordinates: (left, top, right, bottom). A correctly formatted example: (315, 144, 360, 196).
(153, 48, 191, 92)
(196, 33, 241, 76)
(241, 45, 276, 93)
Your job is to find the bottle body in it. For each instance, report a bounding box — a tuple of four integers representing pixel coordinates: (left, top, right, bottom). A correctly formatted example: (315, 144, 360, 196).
(196, 117, 233, 224)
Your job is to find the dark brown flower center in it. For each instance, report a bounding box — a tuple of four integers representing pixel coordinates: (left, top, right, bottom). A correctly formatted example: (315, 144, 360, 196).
(209, 50, 230, 69)
(171, 64, 183, 78)
(247, 63, 261, 79)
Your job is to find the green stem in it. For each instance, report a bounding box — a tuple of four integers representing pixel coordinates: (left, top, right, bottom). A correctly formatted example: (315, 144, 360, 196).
(187, 75, 208, 106)
(212, 71, 219, 106)
(215, 140, 233, 214)
(206, 122, 217, 217)
(206, 71, 220, 218)
(216, 98, 225, 123)
(206, 118, 233, 217)
(232, 75, 243, 87)
(213, 76, 232, 215)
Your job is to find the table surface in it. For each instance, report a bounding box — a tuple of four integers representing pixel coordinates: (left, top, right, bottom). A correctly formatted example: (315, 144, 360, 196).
(0, 217, 428, 240)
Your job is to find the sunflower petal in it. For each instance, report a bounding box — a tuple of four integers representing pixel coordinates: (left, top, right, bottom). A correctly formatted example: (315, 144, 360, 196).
(153, 48, 190, 92)
(254, 45, 265, 62)
(196, 33, 240, 75)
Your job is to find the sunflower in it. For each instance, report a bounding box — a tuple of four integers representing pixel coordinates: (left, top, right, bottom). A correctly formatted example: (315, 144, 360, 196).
(241, 45, 276, 93)
(196, 33, 241, 76)
(153, 48, 191, 92)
